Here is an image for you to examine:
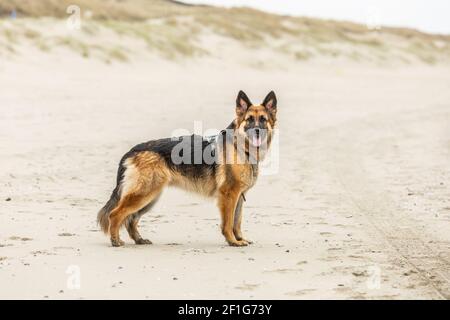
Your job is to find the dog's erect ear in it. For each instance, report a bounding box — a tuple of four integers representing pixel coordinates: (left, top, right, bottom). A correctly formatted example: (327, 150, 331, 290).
(236, 90, 252, 117)
(262, 91, 277, 113)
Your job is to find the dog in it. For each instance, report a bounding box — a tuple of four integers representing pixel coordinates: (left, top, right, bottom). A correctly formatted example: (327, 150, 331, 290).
(97, 90, 278, 247)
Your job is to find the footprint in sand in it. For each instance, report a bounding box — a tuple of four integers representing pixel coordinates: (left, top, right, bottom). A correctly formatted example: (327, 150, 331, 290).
(9, 236, 33, 241)
(111, 281, 124, 288)
(30, 250, 56, 256)
(352, 270, 369, 277)
(285, 289, 316, 296)
(57, 233, 76, 237)
(264, 268, 303, 274)
(53, 246, 76, 251)
(235, 283, 260, 291)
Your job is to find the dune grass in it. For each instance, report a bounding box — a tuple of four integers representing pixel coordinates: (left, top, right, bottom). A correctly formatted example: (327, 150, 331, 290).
(0, 0, 449, 64)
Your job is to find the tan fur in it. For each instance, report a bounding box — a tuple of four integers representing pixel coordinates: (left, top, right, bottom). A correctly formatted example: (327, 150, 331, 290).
(170, 171, 217, 197)
(109, 152, 170, 246)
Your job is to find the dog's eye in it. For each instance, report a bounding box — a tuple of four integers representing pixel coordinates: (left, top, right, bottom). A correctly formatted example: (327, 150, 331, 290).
(259, 116, 266, 123)
(247, 116, 254, 122)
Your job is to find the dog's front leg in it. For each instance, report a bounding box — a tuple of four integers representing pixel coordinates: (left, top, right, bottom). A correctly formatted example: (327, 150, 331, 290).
(233, 194, 252, 244)
(218, 187, 248, 246)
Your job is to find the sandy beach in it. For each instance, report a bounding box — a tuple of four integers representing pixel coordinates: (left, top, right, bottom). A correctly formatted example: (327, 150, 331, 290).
(1, 48, 449, 299)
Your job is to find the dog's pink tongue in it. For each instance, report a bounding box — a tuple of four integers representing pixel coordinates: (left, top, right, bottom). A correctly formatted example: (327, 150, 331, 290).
(252, 136, 262, 147)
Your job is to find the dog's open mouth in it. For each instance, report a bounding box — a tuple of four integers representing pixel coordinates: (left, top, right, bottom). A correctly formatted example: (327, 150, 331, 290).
(248, 129, 266, 148)
(252, 135, 263, 147)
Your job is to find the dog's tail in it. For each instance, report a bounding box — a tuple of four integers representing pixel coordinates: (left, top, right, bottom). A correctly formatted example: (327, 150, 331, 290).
(98, 156, 128, 234)
(97, 185, 120, 234)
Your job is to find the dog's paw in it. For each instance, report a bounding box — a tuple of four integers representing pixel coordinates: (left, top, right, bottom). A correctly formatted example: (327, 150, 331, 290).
(236, 237, 253, 245)
(111, 238, 125, 247)
(135, 238, 152, 245)
(228, 240, 249, 247)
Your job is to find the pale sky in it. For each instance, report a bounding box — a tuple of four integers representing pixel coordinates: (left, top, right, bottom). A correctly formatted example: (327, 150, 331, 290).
(183, 0, 450, 34)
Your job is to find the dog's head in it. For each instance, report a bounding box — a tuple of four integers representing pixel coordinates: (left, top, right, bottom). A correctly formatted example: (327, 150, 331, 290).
(234, 90, 277, 153)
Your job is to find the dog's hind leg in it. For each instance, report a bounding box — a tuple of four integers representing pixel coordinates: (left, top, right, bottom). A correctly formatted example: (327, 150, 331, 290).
(108, 192, 158, 247)
(124, 194, 161, 245)
(108, 152, 169, 247)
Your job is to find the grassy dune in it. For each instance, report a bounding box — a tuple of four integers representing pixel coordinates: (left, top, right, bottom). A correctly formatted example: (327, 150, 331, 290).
(1, 0, 449, 64)
(0, 0, 187, 20)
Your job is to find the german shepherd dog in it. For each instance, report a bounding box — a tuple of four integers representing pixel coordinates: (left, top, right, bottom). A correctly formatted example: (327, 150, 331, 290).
(97, 90, 277, 247)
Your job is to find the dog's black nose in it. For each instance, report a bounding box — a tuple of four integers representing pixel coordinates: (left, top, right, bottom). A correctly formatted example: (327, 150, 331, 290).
(255, 128, 260, 137)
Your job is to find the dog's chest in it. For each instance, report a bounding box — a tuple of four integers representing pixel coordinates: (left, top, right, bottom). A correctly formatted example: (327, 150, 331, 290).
(237, 164, 259, 190)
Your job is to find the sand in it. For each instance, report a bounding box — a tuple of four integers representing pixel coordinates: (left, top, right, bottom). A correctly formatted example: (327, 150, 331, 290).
(0, 41, 449, 299)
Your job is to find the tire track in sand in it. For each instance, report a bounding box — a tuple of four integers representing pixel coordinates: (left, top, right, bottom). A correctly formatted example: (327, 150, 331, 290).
(317, 106, 450, 299)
